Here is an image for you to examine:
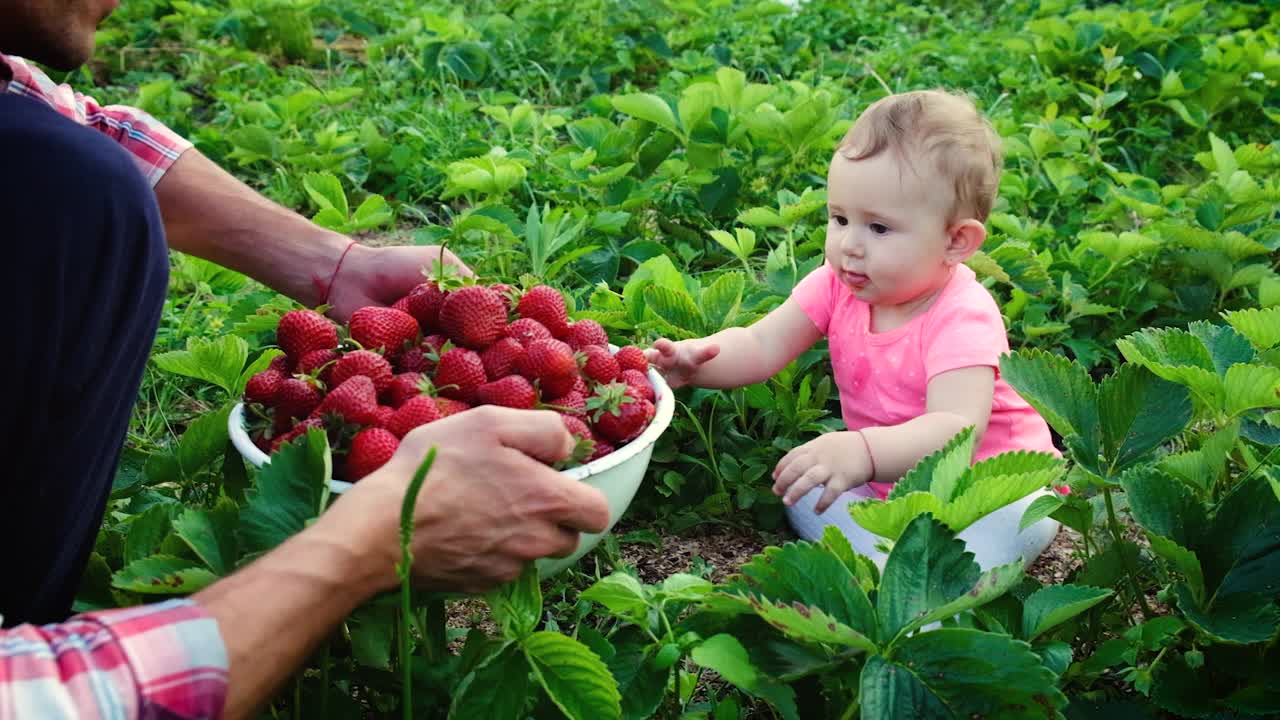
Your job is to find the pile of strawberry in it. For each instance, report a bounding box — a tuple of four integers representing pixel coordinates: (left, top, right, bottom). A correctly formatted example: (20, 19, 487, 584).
(242, 279, 656, 481)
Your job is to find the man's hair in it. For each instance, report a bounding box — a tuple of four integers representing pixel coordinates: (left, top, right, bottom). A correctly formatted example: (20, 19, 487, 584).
(836, 88, 1003, 223)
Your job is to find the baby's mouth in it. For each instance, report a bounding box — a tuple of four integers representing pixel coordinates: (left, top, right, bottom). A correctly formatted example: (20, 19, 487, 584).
(841, 271, 869, 287)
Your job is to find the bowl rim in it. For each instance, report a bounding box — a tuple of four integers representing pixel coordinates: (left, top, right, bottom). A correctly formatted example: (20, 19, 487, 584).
(228, 352, 676, 489)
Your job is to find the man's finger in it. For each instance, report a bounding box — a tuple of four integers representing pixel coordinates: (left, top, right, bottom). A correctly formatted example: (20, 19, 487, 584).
(532, 474, 611, 534)
(488, 408, 575, 463)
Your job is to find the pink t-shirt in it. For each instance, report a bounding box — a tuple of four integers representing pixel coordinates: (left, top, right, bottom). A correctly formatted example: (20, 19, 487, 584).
(791, 261, 1059, 499)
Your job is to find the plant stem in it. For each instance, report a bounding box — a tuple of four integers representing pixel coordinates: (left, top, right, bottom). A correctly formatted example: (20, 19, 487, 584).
(1103, 486, 1153, 620)
(425, 594, 448, 665)
(398, 447, 439, 720)
(319, 640, 331, 719)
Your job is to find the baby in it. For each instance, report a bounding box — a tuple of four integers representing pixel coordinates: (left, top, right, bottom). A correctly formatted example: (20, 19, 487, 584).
(645, 89, 1060, 569)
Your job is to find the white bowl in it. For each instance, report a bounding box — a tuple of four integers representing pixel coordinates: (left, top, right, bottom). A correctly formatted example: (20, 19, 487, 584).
(228, 362, 675, 576)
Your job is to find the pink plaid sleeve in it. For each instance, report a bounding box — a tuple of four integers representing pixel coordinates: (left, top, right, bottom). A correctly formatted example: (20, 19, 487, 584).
(0, 599, 228, 720)
(0, 53, 192, 186)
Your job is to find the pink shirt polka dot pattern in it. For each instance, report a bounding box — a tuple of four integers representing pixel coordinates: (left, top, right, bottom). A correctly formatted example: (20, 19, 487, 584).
(791, 262, 1060, 499)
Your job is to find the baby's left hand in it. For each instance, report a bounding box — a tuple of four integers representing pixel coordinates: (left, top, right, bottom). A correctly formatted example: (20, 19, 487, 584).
(772, 431, 874, 513)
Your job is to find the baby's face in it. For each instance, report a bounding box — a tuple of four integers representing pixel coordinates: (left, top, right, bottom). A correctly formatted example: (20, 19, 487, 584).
(823, 150, 956, 308)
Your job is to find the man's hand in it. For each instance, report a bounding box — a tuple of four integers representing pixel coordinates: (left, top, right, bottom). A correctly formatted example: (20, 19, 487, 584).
(324, 243, 473, 323)
(337, 406, 611, 594)
(771, 431, 875, 513)
(644, 338, 720, 389)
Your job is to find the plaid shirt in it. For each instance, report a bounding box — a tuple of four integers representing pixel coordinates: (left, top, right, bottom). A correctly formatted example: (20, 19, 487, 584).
(2, 56, 220, 716)
(0, 53, 191, 185)
(0, 599, 228, 719)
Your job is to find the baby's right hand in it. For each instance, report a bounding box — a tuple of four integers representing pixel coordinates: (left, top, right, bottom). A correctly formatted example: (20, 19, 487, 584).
(644, 338, 720, 389)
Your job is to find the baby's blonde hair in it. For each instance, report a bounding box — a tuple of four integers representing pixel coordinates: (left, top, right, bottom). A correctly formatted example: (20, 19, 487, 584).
(836, 88, 1003, 223)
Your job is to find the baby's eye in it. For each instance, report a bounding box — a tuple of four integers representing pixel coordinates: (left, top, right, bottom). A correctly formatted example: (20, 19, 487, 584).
(869, 222, 890, 235)
(831, 214, 849, 227)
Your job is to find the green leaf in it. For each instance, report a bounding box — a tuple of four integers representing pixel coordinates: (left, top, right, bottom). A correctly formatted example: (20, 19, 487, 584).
(989, 242, 1052, 294)
(1223, 307, 1280, 351)
(849, 492, 943, 542)
(999, 350, 1099, 443)
(124, 504, 174, 565)
(736, 207, 786, 227)
(604, 634, 668, 720)
(746, 596, 877, 653)
(1147, 534, 1205, 603)
(523, 631, 622, 720)
(1097, 364, 1191, 472)
(1116, 327, 1224, 409)
(303, 171, 349, 216)
(860, 629, 1066, 720)
(877, 514, 981, 642)
(1201, 475, 1280, 599)
(899, 561, 1024, 638)
(487, 563, 542, 639)
(238, 428, 331, 556)
(350, 194, 392, 230)
(113, 555, 219, 594)
(622, 255, 685, 325)
(1209, 132, 1239, 178)
(937, 468, 1064, 534)
(1080, 230, 1160, 264)
(722, 542, 878, 641)
(171, 498, 239, 575)
(587, 162, 637, 187)
(1020, 585, 1113, 641)
(700, 272, 745, 332)
(347, 601, 395, 670)
(690, 634, 799, 720)
(611, 93, 679, 136)
(644, 285, 705, 336)
(176, 403, 233, 477)
(152, 335, 250, 395)
(581, 573, 649, 621)
(1188, 320, 1256, 375)
(657, 574, 714, 603)
(1174, 584, 1280, 645)
(1019, 494, 1064, 531)
(1120, 466, 1206, 548)
(1224, 364, 1280, 417)
(926, 427, 979, 502)
(449, 642, 531, 720)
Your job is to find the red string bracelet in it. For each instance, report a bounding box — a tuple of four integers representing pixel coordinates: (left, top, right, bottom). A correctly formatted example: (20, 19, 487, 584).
(855, 430, 877, 480)
(320, 240, 356, 307)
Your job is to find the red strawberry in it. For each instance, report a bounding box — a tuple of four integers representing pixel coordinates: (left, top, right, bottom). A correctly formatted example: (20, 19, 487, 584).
(401, 282, 448, 330)
(391, 296, 413, 314)
(476, 375, 538, 409)
(481, 337, 526, 380)
(423, 334, 449, 354)
(490, 283, 516, 313)
(589, 382, 654, 444)
(349, 306, 419, 354)
(268, 354, 294, 375)
(245, 370, 284, 405)
(620, 368, 654, 402)
(436, 397, 472, 417)
(270, 417, 324, 452)
(439, 285, 507, 350)
(572, 374, 589, 396)
(277, 309, 338, 359)
(505, 318, 552, 346)
(578, 345, 620, 384)
(331, 350, 394, 393)
(386, 372, 427, 408)
(542, 374, 577, 399)
(561, 414, 593, 442)
(344, 428, 399, 480)
(614, 345, 649, 373)
(374, 405, 396, 428)
(311, 375, 380, 426)
(589, 439, 616, 462)
(547, 390, 588, 419)
(517, 285, 570, 338)
(393, 345, 432, 374)
(386, 396, 443, 438)
(276, 377, 322, 420)
(433, 347, 486, 401)
(566, 320, 609, 350)
(524, 338, 577, 380)
(297, 349, 340, 386)
(559, 414, 598, 466)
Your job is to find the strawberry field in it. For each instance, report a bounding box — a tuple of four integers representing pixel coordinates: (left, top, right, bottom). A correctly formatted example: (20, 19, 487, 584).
(70, 0, 1279, 718)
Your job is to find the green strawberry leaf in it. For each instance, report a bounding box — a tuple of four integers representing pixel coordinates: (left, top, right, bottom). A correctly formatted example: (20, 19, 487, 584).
(1223, 306, 1280, 351)
(171, 497, 240, 576)
(690, 634, 799, 720)
(238, 428, 332, 557)
(998, 350, 1099, 445)
(860, 629, 1066, 720)
(611, 93, 680, 136)
(523, 631, 622, 720)
(877, 514, 980, 643)
(1097, 364, 1192, 473)
(897, 560, 1024, 640)
(746, 595, 877, 654)
(886, 427, 975, 501)
(303, 171, 349, 217)
(1174, 584, 1280, 645)
(124, 504, 175, 565)
(153, 334, 250, 396)
(1224, 363, 1280, 417)
(449, 641, 531, 720)
(1020, 585, 1113, 641)
(849, 491, 944, 542)
(580, 573, 649, 622)
(936, 468, 1064, 534)
(1116, 327, 1223, 410)
(113, 555, 219, 595)
(486, 563, 543, 640)
(700, 271, 746, 333)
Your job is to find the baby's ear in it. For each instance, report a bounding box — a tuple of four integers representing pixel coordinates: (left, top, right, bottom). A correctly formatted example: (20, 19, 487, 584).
(944, 219, 987, 264)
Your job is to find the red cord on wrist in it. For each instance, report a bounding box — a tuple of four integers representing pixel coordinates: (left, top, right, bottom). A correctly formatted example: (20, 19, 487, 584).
(856, 430, 876, 480)
(320, 240, 356, 307)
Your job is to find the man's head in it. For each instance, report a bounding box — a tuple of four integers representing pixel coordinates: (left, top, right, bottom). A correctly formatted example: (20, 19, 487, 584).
(822, 88, 1003, 307)
(0, 0, 117, 70)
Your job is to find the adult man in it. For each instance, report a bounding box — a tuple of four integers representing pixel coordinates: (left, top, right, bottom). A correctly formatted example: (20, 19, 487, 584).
(0, 0, 611, 717)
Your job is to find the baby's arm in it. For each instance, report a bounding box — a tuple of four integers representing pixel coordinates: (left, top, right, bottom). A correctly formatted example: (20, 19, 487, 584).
(646, 299, 822, 390)
(773, 365, 994, 512)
